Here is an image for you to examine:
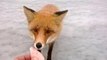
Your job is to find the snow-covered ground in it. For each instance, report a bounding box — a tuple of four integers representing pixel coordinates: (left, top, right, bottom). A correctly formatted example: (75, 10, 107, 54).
(0, 0, 107, 60)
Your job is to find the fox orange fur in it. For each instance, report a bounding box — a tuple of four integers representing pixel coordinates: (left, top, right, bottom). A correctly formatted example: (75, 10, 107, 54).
(23, 4, 68, 60)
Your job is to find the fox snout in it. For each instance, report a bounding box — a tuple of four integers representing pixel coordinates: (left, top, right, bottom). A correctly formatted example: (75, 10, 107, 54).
(33, 40, 45, 50)
(33, 33, 46, 50)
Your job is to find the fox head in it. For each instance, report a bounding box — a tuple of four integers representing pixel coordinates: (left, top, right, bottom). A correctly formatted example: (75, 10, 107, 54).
(23, 6, 68, 50)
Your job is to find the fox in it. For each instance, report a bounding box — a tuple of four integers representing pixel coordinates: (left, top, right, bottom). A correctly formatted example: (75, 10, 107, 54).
(23, 4, 68, 60)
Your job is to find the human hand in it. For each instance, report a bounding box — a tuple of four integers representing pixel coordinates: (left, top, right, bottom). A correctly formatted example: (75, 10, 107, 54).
(14, 53, 31, 60)
(14, 47, 44, 60)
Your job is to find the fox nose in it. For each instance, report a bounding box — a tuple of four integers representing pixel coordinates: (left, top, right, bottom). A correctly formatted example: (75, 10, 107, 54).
(36, 43, 42, 49)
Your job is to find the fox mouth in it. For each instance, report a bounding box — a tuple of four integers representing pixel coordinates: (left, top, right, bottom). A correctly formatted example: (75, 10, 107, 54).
(31, 46, 41, 52)
(38, 50, 41, 52)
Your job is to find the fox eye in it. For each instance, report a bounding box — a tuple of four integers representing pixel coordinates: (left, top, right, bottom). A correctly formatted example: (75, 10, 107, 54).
(46, 30, 54, 33)
(30, 29, 38, 32)
(34, 29, 38, 32)
(46, 30, 51, 33)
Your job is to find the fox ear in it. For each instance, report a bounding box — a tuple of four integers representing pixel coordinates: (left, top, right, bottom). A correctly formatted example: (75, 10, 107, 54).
(23, 6, 36, 22)
(55, 10, 68, 22)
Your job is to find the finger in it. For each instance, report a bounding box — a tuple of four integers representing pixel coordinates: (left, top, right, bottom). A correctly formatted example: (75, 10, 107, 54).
(14, 55, 25, 60)
(30, 47, 44, 60)
(30, 47, 39, 60)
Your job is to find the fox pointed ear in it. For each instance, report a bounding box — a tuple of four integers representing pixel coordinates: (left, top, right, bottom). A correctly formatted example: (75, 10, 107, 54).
(55, 10, 68, 22)
(23, 6, 36, 22)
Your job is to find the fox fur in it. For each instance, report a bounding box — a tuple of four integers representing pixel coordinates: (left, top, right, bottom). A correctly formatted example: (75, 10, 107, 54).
(23, 4, 68, 60)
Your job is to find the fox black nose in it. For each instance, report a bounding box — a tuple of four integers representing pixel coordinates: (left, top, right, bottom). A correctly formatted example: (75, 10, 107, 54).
(36, 43, 42, 49)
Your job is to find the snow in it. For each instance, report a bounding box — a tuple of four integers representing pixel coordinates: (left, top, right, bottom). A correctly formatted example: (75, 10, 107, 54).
(0, 0, 107, 60)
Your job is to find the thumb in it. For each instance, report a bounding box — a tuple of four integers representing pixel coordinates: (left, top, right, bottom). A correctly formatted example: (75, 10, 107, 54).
(30, 47, 45, 60)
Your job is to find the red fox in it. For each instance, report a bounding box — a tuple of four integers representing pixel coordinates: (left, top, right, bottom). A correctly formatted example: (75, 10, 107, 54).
(23, 4, 68, 60)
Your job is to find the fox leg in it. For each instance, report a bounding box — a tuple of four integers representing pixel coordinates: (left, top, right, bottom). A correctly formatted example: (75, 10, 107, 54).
(47, 42, 55, 60)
